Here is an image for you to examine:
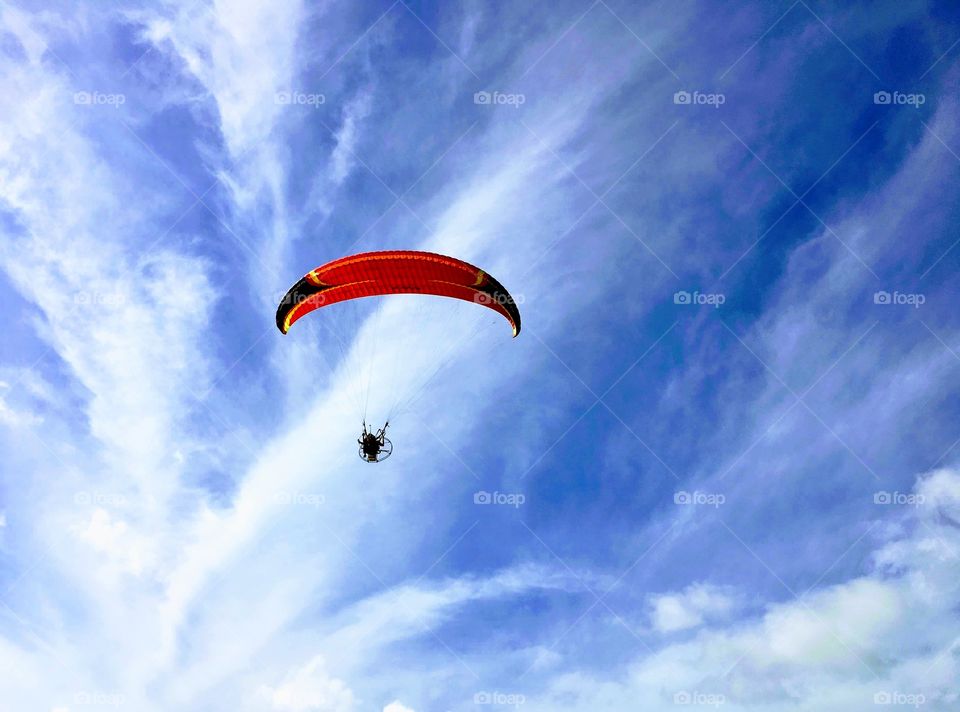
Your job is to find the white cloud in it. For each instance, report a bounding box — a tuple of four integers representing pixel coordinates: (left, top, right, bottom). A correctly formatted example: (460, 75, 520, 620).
(0, 364, 61, 429)
(329, 91, 373, 186)
(649, 582, 739, 633)
(71, 508, 153, 576)
(259, 656, 355, 712)
(382, 702, 415, 712)
(0, 12, 218, 514)
(0, 394, 42, 427)
(531, 469, 960, 710)
(135, 0, 306, 157)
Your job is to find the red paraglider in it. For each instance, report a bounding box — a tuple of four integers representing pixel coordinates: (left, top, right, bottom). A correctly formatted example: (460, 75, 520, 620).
(276, 250, 521, 462)
(276, 250, 521, 337)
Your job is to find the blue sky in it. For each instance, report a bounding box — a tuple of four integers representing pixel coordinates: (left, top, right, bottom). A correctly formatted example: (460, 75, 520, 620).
(1, 0, 960, 710)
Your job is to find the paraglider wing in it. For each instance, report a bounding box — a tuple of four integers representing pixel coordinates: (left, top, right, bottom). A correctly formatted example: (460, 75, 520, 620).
(276, 250, 521, 336)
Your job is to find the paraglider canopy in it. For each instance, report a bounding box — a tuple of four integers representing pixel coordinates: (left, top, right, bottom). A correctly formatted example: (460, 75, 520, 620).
(276, 250, 521, 337)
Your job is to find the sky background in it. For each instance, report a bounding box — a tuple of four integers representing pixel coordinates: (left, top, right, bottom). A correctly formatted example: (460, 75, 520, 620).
(1, 0, 960, 710)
